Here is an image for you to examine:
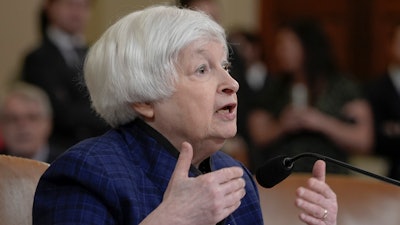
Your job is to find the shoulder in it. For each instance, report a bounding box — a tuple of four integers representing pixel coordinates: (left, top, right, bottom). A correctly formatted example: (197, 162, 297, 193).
(24, 39, 60, 63)
(44, 129, 134, 182)
(34, 125, 169, 224)
(212, 151, 243, 168)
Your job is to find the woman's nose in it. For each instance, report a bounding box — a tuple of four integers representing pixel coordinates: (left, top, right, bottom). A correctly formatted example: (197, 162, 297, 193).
(220, 70, 239, 94)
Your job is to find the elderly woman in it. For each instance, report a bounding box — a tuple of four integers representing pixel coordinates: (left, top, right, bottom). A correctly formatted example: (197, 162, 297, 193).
(33, 5, 338, 225)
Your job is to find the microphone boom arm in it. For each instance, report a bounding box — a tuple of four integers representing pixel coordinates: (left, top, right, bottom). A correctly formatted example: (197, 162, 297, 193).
(285, 152, 400, 187)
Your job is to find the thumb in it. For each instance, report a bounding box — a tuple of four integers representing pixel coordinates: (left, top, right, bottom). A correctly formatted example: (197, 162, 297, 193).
(171, 141, 194, 180)
(312, 160, 326, 182)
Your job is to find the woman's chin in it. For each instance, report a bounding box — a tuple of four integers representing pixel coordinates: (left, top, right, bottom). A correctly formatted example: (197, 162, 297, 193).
(221, 128, 237, 139)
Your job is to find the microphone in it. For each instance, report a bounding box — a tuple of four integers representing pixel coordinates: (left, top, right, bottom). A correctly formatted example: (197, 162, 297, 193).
(255, 152, 400, 188)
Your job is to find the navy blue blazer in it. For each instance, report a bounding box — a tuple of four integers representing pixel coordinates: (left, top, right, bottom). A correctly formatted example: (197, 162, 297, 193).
(33, 119, 264, 224)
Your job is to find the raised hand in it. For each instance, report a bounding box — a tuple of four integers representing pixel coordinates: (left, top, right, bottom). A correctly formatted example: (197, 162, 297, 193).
(141, 141, 246, 225)
(295, 160, 338, 225)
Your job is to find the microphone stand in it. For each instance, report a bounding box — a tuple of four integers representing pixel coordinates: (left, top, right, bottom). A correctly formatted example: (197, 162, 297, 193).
(285, 152, 400, 187)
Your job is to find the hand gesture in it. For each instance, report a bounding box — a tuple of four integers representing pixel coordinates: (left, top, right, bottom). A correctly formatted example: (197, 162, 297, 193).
(295, 160, 338, 225)
(142, 142, 246, 225)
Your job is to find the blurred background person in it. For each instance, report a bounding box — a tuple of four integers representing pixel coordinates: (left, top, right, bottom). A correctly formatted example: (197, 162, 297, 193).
(247, 19, 373, 173)
(366, 23, 400, 180)
(228, 29, 269, 172)
(0, 82, 63, 163)
(228, 30, 268, 94)
(20, 0, 108, 150)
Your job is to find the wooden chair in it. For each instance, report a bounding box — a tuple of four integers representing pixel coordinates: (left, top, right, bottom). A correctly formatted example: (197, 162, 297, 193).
(258, 173, 400, 225)
(0, 155, 49, 225)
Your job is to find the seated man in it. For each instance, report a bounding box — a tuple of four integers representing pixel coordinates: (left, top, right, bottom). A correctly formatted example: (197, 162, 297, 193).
(0, 82, 63, 162)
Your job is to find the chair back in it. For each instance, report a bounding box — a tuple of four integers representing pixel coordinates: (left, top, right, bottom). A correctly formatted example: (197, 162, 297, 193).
(258, 173, 400, 225)
(0, 155, 49, 225)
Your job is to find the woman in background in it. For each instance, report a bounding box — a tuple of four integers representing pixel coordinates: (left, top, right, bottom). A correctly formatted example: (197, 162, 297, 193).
(247, 20, 373, 173)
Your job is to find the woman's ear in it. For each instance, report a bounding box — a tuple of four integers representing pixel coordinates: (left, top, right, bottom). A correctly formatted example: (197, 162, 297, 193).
(132, 102, 154, 119)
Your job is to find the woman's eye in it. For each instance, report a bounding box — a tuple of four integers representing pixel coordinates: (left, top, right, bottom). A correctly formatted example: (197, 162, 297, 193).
(196, 65, 207, 74)
(223, 62, 231, 73)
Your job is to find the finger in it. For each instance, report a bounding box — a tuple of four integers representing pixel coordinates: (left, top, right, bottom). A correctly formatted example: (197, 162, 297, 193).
(223, 199, 242, 217)
(312, 160, 326, 182)
(296, 186, 327, 206)
(298, 213, 325, 225)
(220, 177, 246, 196)
(295, 197, 327, 221)
(209, 167, 244, 184)
(224, 182, 246, 205)
(171, 141, 193, 179)
(298, 179, 336, 201)
(213, 199, 243, 224)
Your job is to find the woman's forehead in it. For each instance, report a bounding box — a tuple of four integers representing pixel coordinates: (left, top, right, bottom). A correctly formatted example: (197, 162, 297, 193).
(179, 39, 227, 58)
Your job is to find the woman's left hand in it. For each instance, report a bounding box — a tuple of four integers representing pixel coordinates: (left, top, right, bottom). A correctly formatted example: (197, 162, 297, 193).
(295, 160, 338, 225)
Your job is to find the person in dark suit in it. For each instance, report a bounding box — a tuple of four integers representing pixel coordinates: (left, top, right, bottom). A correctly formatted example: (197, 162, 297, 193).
(366, 24, 400, 180)
(0, 82, 63, 163)
(227, 30, 270, 172)
(21, 0, 108, 150)
(33, 6, 338, 225)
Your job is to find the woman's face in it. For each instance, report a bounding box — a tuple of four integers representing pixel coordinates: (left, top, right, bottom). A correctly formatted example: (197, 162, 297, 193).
(47, 0, 91, 35)
(274, 28, 304, 73)
(151, 40, 239, 164)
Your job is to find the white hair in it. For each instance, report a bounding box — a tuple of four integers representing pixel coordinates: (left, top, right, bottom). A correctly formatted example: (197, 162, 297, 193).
(84, 5, 227, 127)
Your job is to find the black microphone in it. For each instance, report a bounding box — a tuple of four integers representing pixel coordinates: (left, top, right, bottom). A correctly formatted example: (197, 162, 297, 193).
(255, 152, 400, 188)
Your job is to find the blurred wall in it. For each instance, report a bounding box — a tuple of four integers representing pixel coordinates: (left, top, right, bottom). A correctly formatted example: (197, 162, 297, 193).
(0, 0, 43, 89)
(0, 0, 259, 90)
